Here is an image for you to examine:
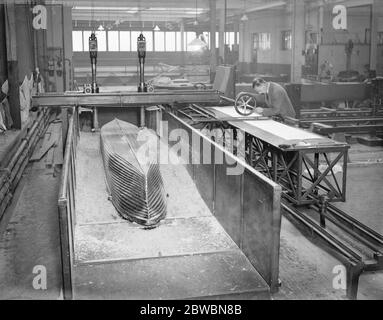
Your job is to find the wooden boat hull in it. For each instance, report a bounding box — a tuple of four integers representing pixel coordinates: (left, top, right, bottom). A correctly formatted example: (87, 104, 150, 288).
(100, 119, 166, 227)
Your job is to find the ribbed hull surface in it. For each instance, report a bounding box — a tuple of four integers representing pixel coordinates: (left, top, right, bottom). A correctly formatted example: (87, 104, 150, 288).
(100, 119, 166, 227)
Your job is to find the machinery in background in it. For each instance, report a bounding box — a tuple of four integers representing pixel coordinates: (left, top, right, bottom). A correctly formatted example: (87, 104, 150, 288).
(137, 33, 147, 93)
(285, 79, 383, 144)
(88, 32, 99, 94)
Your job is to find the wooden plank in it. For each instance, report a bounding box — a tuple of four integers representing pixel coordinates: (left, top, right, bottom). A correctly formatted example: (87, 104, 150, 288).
(53, 131, 63, 166)
(30, 138, 55, 161)
(45, 146, 54, 168)
(30, 121, 62, 162)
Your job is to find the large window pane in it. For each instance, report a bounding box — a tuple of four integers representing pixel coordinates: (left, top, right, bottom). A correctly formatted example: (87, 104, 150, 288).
(108, 31, 119, 51)
(83, 31, 91, 51)
(165, 32, 176, 51)
(131, 31, 141, 51)
(142, 31, 153, 51)
(154, 31, 165, 51)
(259, 32, 271, 50)
(281, 30, 292, 50)
(95, 31, 106, 51)
(119, 31, 130, 51)
(175, 32, 182, 51)
(203, 32, 210, 49)
(72, 31, 83, 51)
(186, 32, 197, 51)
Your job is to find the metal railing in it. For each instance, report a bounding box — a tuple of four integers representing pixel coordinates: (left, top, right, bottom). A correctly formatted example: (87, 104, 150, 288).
(57, 107, 79, 300)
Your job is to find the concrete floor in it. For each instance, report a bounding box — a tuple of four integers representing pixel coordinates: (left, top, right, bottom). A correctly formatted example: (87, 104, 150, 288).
(0, 164, 61, 299)
(0, 138, 382, 299)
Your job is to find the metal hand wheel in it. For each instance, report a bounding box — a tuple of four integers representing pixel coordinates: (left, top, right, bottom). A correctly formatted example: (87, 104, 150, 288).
(234, 92, 256, 116)
(147, 83, 155, 92)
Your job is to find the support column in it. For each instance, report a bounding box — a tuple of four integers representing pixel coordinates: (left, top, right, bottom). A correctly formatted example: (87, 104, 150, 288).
(218, 1, 226, 63)
(238, 18, 249, 73)
(291, 0, 305, 83)
(209, 0, 217, 81)
(180, 20, 185, 68)
(5, 3, 21, 129)
(63, 6, 73, 91)
(369, 0, 381, 72)
(233, 18, 239, 64)
(0, 4, 8, 85)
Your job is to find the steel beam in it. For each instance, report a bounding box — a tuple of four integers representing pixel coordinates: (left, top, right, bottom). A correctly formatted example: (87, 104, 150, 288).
(32, 91, 221, 107)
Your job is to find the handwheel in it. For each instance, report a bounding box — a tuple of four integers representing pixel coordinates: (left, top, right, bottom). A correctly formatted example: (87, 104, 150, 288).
(234, 92, 256, 116)
(147, 83, 154, 92)
(193, 82, 207, 90)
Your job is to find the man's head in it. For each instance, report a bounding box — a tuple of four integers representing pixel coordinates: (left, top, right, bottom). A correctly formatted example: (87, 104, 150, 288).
(252, 77, 268, 94)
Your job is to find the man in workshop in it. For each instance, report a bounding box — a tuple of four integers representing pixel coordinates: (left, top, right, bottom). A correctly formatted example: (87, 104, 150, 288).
(251, 77, 296, 121)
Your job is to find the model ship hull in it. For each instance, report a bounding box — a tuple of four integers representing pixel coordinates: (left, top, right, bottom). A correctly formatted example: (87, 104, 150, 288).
(100, 119, 166, 227)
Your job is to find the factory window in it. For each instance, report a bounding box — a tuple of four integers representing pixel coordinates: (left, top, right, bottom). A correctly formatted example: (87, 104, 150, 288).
(225, 32, 235, 48)
(119, 31, 131, 51)
(108, 31, 119, 51)
(203, 32, 210, 49)
(142, 31, 153, 51)
(154, 31, 165, 51)
(175, 32, 182, 51)
(72, 31, 83, 52)
(83, 31, 91, 51)
(253, 33, 259, 50)
(131, 31, 141, 51)
(259, 33, 271, 50)
(165, 32, 176, 51)
(95, 31, 107, 51)
(281, 30, 292, 50)
(186, 32, 197, 51)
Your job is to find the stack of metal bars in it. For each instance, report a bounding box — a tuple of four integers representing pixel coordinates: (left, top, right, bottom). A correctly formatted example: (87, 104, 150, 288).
(100, 118, 166, 228)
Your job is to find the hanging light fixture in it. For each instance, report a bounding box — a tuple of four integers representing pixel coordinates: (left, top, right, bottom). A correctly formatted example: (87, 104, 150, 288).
(98, 23, 104, 31)
(188, 34, 208, 52)
(153, 22, 161, 31)
(193, 0, 199, 26)
(241, 0, 248, 21)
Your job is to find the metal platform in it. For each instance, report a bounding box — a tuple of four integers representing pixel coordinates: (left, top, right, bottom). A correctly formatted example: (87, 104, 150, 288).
(188, 106, 350, 206)
(175, 105, 382, 300)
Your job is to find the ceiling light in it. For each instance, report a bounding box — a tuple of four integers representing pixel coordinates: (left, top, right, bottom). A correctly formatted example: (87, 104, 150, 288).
(193, 0, 199, 27)
(98, 24, 104, 31)
(153, 24, 160, 31)
(188, 36, 207, 52)
(241, 0, 248, 22)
